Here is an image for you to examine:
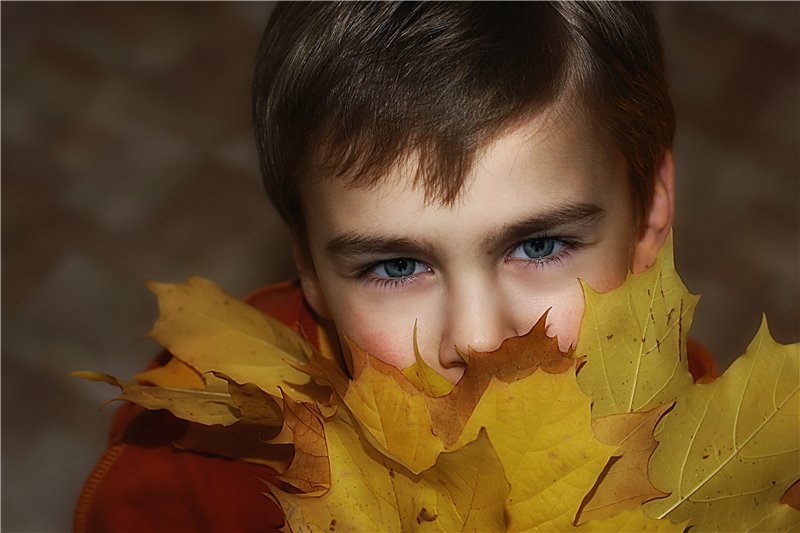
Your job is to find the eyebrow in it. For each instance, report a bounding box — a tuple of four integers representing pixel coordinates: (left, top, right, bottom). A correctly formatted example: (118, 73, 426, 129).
(326, 233, 437, 261)
(480, 202, 604, 250)
(325, 201, 604, 261)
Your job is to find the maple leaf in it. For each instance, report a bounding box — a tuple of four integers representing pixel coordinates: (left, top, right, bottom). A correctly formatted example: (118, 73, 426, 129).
(270, 409, 511, 533)
(450, 368, 614, 532)
(644, 319, 799, 531)
(297, 315, 575, 475)
(575, 233, 800, 531)
(576, 233, 697, 417)
(285, 320, 677, 532)
(576, 404, 671, 524)
(146, 277, 328, 404)
(277, 390, 330, 494)
(70, 370, 244, 426)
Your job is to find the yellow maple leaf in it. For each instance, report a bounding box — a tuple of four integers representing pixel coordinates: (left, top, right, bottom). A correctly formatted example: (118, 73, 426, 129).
(296, 316, 575, 475)
(576, 233, 697, 417)
(575, 232, 800, 531)
(70, 370, 243, 426)
(341, 338, 445, 474)
(451, 370, 615, 532)
(270, 409, 510, 533)
(400, 322, 454, 398)
(644, 319, 800, 531)
(274, 332, 677, 532)
(146, 277, 328, 404)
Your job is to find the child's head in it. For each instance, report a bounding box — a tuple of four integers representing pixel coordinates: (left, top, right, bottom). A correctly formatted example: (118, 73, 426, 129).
(253, 2, 676, 380)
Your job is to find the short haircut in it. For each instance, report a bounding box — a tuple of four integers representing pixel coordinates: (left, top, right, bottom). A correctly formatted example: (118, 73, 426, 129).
(253, 2, 674, 235)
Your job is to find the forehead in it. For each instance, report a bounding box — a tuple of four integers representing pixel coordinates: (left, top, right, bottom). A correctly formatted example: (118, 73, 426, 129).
(300, 111, 627, 248)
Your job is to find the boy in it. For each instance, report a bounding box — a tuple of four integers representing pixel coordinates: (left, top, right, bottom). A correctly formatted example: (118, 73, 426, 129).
(75, 3, 716, 532)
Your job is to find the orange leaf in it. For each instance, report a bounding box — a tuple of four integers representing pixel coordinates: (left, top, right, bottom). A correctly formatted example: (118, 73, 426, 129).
(278, 391, 330, 494)
(427, 315, 573, 447)
(576, 403, 672, 524)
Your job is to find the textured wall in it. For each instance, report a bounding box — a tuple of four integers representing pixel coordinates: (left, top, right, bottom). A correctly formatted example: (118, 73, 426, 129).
(2, 3, 797, 531)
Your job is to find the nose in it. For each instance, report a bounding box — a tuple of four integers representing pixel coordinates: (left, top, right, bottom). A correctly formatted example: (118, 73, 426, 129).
(438, 282, 517, 369)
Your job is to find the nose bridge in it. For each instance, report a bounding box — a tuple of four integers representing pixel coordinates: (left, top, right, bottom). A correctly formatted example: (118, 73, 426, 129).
(440, 276, 513, 362)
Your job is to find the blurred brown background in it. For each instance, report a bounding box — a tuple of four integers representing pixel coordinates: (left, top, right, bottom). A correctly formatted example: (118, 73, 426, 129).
(2, 3, 797, 531)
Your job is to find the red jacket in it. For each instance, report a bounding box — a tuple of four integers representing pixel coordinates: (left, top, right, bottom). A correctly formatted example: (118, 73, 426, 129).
(74, 280, 718, 533)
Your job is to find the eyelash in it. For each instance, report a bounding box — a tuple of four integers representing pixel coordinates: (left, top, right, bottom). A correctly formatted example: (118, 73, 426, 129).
(355, 262, 431, 290)
(357, 236, 578, 289)
(504, 236, 578, 270)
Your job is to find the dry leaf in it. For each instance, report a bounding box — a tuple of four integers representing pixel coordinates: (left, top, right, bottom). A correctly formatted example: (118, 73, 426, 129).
(146, 277, 327, 404)
(452, 369, 614, 532)
(644, 319, 800, 531)
(576, 233, 697, 417)
(429, 314, 573, 448)
(135, 356, 208, 390)
(340, 337, 445, 474)
(577, 403, 672, 524)
(71, 370, 241, 426)
(575, 232, 799, 531)
(277, 391, 330, 494)
(400, 322, 454, 398)
(270, 416, 510, 533)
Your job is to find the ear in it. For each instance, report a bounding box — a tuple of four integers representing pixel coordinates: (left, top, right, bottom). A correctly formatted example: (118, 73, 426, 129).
(292, 236, 332, 319)
(631, 150, 675, 273)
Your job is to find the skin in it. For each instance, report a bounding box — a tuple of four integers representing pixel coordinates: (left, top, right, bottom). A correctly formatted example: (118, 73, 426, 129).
(294, 111, 675, 383)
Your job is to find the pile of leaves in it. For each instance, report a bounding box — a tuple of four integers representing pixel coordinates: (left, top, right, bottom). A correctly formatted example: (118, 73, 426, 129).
(76, 236, 799, 531)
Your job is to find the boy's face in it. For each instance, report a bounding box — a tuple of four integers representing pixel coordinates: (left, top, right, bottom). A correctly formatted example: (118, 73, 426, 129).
(296, 112, 672, 382)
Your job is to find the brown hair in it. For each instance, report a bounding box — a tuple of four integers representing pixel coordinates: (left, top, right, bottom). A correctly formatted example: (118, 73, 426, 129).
(252, 2, 674, 234)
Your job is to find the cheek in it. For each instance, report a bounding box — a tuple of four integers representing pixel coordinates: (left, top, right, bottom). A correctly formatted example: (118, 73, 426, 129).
(332, 303, 418, 371)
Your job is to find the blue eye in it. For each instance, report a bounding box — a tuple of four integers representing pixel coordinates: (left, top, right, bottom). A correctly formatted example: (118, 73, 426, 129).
(509, 237, 564, 261)
(372, 258, 426, 278)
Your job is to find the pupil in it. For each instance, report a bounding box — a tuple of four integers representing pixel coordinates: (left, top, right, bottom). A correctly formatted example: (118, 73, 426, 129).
(523, 239, 554, 259)
(385, 259, 415, 277)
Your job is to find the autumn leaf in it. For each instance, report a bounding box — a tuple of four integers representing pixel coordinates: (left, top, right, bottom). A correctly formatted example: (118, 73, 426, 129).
(70, 370, 242, 426)
(315, 316, 575, 475)
(270, 412, 510, 533)
(644, 319, 800, 531)
(576, 403, 671, 524)
(452, 369, 614, 532)
(283, 319, 677, 531)
(400, 322, 454, 398)
(575, 232, 799, 531)
(277, 390, 330, 494)
(135, 356, 208, 390)
(428, 314, 573, 449)
(146, 277, 327, 404)
(576, 233, 697, 417)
